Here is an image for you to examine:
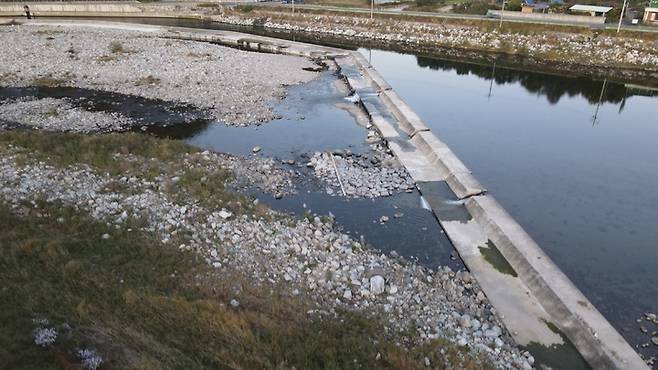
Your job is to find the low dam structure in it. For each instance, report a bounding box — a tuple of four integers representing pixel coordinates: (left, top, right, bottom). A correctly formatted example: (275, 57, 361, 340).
(0, 19, 652, 369)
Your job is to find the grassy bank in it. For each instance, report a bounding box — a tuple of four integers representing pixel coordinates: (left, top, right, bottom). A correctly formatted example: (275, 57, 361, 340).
(0, 131, 493, 369)
(0, 131, 258, 214)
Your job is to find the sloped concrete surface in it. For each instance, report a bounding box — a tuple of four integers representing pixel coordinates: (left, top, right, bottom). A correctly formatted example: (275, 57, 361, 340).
(340, 50, 647, 369)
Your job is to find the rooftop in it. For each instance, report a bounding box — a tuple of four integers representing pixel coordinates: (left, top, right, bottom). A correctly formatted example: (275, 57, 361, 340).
(569, 4, 613, 13)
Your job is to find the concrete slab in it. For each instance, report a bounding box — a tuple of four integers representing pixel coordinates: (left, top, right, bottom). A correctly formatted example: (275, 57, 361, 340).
(411, 131, 486, 199)
(388, 140, 443, 182)
(442, 218, 563, 347)
(369, 111, 399, 139)
(466, 195, 648, 369)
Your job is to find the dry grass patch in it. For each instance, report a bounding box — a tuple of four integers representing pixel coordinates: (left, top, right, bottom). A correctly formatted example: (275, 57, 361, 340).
(134, 75, 161, 86)
(0, 200, 495, 370)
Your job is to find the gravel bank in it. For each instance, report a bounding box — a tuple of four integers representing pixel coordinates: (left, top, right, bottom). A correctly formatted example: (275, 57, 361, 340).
(0, 97, 134, 133)
(0, 147, 534, 369)
(0, 25, 317, 125)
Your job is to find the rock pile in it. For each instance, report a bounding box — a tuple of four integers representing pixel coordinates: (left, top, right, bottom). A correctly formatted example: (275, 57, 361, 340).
(307, 150, 414, 198)
(0, 97, 134, 133)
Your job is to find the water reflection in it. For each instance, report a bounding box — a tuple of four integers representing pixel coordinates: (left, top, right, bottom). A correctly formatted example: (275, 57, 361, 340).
(415, 56, 655, 105)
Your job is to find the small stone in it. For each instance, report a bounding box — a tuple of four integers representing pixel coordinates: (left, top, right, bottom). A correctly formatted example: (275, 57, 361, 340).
(484, 326, 502, 338)
(393, 212, 403, 218)
(652, 336, 658, 346)
(459, 315, 472, 328)
(218, 210, 232, 219)
(252, 146, 262, 153)
(101, 233, 110, 240)
(370, 275, 385, 295)
(379, 216, 389, 223)
(230, 299, 239, 308)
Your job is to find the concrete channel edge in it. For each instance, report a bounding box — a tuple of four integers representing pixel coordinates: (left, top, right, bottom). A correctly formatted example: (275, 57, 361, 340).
(348, 51, 647, 369)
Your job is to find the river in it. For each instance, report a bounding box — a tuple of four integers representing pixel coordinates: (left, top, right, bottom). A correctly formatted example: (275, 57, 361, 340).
(12, 16, 658, 360)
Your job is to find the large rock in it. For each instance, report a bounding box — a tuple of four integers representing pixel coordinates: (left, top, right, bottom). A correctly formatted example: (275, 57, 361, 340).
(370, 275, 385, 295)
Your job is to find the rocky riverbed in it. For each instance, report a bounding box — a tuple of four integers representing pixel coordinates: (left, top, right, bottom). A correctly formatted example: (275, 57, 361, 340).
(0, 97, 134, 133)
(0, 142, 534, 369)
(0, 25, 317, 125)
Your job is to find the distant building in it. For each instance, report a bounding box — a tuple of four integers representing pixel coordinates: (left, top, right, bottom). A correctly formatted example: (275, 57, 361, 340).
(521, 0, 550, 13)
(569, 4, 613, 18)
(644, 0, 658, 24)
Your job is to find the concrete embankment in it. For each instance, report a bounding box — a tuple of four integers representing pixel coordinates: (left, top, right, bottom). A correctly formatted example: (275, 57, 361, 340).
(342, 50, 648, 370)
(1, 19, 649, 369)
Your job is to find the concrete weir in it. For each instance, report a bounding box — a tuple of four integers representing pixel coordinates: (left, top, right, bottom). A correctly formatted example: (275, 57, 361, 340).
(2, 19, 648, 369)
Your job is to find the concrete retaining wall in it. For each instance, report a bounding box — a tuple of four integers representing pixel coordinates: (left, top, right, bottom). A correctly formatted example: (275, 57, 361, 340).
(487, 10, 606, 25)
(0, 3, 145, 16)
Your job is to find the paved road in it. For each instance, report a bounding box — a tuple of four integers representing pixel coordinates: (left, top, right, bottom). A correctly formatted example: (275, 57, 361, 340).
(1, 0, 655, 33)
(257, 2, 658, 33)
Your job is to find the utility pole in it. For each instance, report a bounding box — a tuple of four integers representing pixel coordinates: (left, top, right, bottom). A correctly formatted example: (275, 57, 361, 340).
(488, 61, 496, 99)
(371, 0, 374, 19)
(292, 0, 295, 14)
(617, 0, 628, 33)
(499, 0, 506, 28)
(592, 79, 607, 126)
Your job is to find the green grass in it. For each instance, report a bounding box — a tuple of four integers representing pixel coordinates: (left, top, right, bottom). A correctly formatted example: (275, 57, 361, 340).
(0, 200, 493, 369)
(236, 4, 255, 13)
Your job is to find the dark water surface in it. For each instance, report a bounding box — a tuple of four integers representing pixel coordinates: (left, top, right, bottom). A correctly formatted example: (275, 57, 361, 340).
(361, 48, 658, 356)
